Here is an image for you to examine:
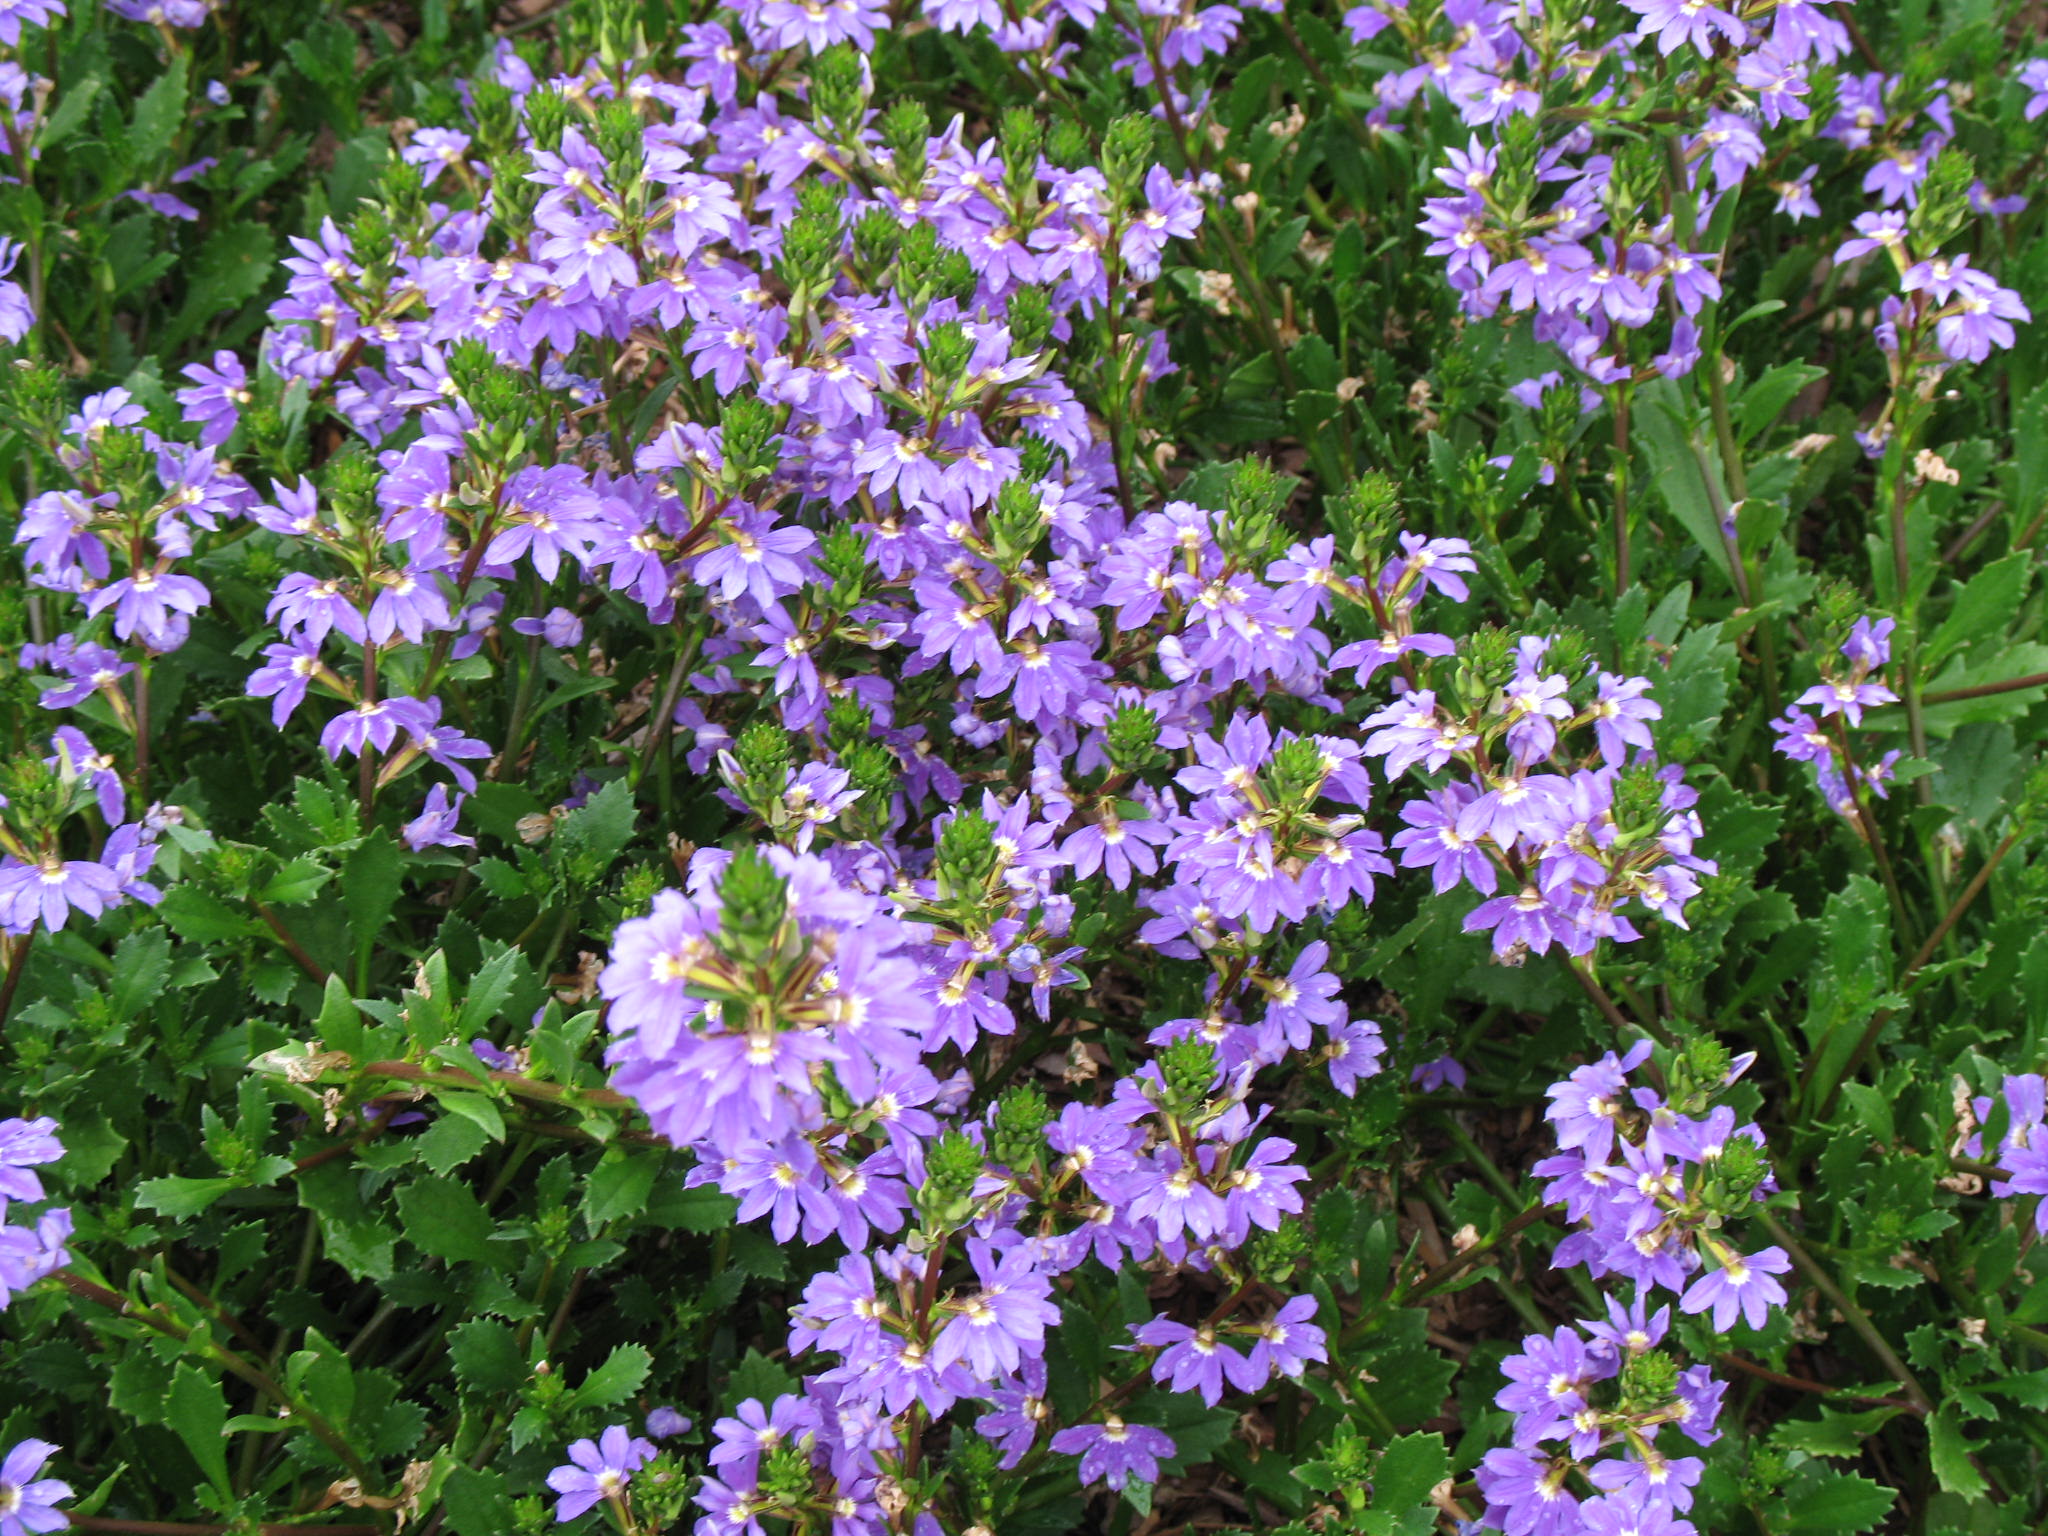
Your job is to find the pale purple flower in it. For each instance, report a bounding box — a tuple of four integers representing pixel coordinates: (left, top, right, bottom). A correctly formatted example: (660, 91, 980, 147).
(0, 1439, 71, 1536)
(1679, 1246, 1791, 1332)
(1049, 1417, 1174, 1491)
(401, 785, 473, 852)
(546, 1426, 656, 1522)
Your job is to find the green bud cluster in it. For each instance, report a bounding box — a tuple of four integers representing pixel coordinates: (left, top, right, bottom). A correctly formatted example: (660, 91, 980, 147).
(810, 46, 868, 135)
(991, 1082, 1051, 1175)
(880, 100, 931, 188)
(1160, 1035, 1219, 1113)
(935, 811, 1000, 900)
(1106, 702, 1162, 772)
(717, 847, 791, 965)
(1101, 114, 1156, 198)
(719, 396, 782, 488)
(916, 1128, 987, 1233)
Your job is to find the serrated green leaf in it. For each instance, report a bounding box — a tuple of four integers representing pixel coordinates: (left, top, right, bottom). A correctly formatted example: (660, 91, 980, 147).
(1371, 1432, 1449, 1512)
(134, 1175, 239, 1219)
(109, 926, 172, 1023)
(165, 1364, 232, 1498)
(1928, 1405, 1988, 1499)
(414, 1113, 488, 1175)
(343, 831, 404, 945)
(394, 1179, 497, 1265)
(259, 854, 331, 905)
(437, 1093, 506, 1143)
(1772, 1405, 1904, 1458)
(456, 944, 533, 1037)
(1925, 551, 2032, 672)
(569, 1344, 652, 1410)
(584, 1147, 662, 1228)
(447, 1318, 527, 1395)
(158, 885, 257, 943)
(441, 1466, 514, 1536)
(554, 778, 637, 885)
(129, 67, 190, 166)
(1780, 1470, 1895, 1533)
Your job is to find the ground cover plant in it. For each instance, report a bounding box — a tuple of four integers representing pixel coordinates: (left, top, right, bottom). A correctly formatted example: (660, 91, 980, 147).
(2, 0, 2048, 1532)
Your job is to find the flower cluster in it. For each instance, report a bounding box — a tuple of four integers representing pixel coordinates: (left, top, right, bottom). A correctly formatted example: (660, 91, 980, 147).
(1771, 615, 1902, 818)
(0, 1116, 69, 1309)
(1477, 1041, 1788, 1535)
(0, 729, 161, 936)
(1964, 1074, 2048, 1233)
(1379, 0, 2030, 407)
(1361, 623, 1712, 962)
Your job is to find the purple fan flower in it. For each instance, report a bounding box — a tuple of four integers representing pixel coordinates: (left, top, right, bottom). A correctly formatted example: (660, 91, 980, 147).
(401, 785, 473, 852)
(0, 1117, 62, 1203)
(0, 1439, 71, 1536)
(645, 1407, 691, 1440)
(83, 570, 209, 652)
(1049, 1417, 1174, 1491)
(0, 855, 123, 933)
(1680, 1246, 1791, 1331)
(1132, 1314, 1258, 1406)
(546, 1426, 656, 1522)
(319, 696, 436, 762)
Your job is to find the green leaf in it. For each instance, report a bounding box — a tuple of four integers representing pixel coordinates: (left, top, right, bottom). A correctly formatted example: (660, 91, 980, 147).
(437, 1093, 506, 1143)
(258, 854, 331, 906)
(343, 831, 405, 945)
(645, 1184, 736, 1233)
(1634, 380, 1733, 584)
(1928, 1405, 1988, 1499)
(109, 926, 172, 1022)
(159, 885, 257, 943)
(554, 778, 637, 885)
(165, 1364, 232, 1498)
(41, 76, 102, 150)
(447, 1319, 527, 1395)
(164, 222, 277, 351)
(1772, 1405, 1904, 1458)
(1924, 551, 2033, 672)
(456, 944, 534, 1037)
(1779, 1471, 1894, 1534)
(129, 67, 190, 166)
(414, 1112, 489, 1175)
(568, 1344, 652, 1410)
(394, 1179, 497, 1264)
(724, 1349, 797, 1410)
(134, 1176, 240, 1219)
(441, 1467, 515, 1536)
(1653, 625, 1736, 757)
(1371, 1432, 1448, 1512)
(584, 1147, 662, 1228)
(1738, 363, 1828, 446)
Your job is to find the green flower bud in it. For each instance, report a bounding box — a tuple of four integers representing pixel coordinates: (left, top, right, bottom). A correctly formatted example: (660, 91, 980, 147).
(1006, 285, 1053, 357)
(717, 847, 790, 965)
(917, 1128, 987, 1232)
(853, 207, 901, 274)
(733, 718, 794, 789)
(1101, 114, 1157, 198)
(935, 811, 999, 899)
(880, 100, 931, 187)
(991, 1082, 1051, 1175)
(1160, 1035, 1219, 1112)
(1106, 702, 1161, 773)
(526, 88, 573, 155)
(810, 45, 868, 133)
